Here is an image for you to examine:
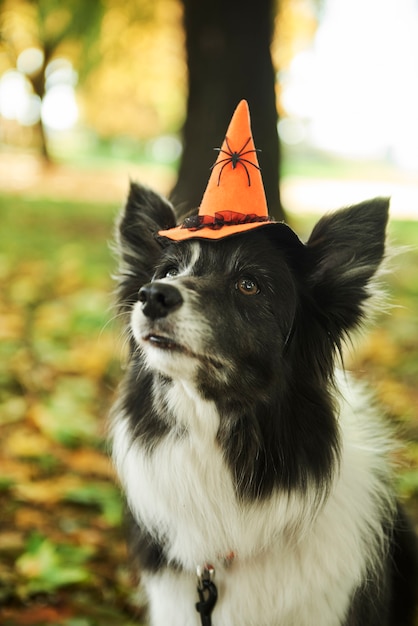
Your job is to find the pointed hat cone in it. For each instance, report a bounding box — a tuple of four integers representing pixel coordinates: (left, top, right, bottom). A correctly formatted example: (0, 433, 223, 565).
(158, 100, 301, 245)
(197, 99, 268, 223)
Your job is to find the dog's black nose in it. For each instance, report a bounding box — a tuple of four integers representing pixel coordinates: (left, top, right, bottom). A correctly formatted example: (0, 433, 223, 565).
(138, 282, 183, 319)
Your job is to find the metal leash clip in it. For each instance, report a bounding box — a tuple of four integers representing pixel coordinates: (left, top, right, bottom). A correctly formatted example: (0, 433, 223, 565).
(196, 564, 218, 626)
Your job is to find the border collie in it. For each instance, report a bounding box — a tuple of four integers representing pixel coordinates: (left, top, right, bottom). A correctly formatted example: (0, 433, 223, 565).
(111, 183, 418, 625)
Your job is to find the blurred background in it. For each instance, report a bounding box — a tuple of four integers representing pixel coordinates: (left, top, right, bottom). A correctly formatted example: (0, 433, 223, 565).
(0, 0, 417, 624)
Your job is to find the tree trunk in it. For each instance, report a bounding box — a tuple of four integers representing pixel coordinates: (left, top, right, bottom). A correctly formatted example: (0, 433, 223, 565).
(171, 0, 283, 221)
(30, 52, 52, 165)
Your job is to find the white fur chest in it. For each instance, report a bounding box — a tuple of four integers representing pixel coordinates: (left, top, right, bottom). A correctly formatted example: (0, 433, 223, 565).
(114, 381, 263, 569)
(113, 380, 311, 569)
(112, 375, 393, 626)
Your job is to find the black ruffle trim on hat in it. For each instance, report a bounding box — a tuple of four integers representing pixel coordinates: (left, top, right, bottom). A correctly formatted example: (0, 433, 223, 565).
(181, 211, 271, 231)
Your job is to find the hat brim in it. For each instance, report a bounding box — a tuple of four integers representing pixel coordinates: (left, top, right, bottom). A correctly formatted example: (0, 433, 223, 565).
(157, 219, 304, 246)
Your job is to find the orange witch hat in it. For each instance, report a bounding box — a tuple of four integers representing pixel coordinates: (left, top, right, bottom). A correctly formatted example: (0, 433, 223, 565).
(158, 100, 302, 245)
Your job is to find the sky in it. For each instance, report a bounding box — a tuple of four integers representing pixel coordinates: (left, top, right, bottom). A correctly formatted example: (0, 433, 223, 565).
(281, 0, 418, 168)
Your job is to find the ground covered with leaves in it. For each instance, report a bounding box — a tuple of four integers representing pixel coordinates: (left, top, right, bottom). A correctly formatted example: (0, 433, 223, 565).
(0, 190, 417, 625)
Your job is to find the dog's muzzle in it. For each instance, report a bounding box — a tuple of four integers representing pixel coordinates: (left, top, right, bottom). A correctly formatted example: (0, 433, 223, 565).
(138, 282, 183, 320)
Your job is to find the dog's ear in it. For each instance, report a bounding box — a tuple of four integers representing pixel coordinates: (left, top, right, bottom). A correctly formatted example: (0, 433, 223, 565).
(305, 197, 390, 334)
(115, 182, 176, 315)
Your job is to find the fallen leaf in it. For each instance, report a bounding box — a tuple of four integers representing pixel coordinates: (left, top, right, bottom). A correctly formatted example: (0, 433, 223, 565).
(14, 475, 84, 505)
(30, 390, 100, 447)
(0, 605, 73, 625)
(15, 507, 52, 531)
(0, 311, 24, 340)
(0, 459, 33, 486)
(16, 534, 94, 594)
(6, 427, 52, 458)
(0, 531, 24, 552)
(65, 448, 115, 478)
(64, 481, 123, 526)
(0, 396, 27, 425)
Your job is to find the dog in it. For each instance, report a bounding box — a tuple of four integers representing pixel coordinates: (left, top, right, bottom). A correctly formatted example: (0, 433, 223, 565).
(110, 182, 418, 625)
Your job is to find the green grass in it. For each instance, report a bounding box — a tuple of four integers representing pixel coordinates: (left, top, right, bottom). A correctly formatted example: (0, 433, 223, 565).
(0, 194, 117, 271)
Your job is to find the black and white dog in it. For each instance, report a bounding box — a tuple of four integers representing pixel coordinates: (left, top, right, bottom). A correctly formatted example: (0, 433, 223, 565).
(111, 183, 418, 625)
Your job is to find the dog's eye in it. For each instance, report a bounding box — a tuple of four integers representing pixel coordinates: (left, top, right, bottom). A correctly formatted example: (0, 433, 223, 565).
(236, 277, 260, 296)
(164, 267, 179, 278)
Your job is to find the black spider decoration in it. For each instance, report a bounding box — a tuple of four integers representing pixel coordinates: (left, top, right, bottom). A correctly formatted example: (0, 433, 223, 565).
(212, 136, 261, 186)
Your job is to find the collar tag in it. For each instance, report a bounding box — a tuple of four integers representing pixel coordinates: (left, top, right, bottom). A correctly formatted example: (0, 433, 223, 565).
(196, 564, 218, 626)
